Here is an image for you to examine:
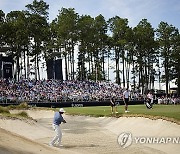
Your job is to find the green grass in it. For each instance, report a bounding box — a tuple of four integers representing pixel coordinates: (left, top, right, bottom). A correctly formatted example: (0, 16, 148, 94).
(64, 106, 112, 117)
(64, 105, 180, 124)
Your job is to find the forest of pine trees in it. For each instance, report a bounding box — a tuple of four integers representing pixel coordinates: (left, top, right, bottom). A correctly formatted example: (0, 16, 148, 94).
(0, 0, 179, 95)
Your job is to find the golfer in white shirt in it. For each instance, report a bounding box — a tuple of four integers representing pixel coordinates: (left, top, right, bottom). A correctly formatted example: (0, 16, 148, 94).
(123, 88, 130, 113)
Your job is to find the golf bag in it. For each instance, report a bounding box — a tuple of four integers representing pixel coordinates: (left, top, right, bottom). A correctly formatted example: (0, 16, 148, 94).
(145, 98, 153, 109)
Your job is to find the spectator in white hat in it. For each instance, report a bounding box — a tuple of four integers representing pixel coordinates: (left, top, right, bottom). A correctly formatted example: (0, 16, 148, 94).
(49, 108, 66, 147)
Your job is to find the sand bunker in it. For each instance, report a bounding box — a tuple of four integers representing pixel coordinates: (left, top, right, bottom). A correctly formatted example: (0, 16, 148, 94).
(0, 109, 179, 154)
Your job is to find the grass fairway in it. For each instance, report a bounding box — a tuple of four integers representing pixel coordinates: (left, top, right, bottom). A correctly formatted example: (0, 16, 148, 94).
(64, 105, 180, 123)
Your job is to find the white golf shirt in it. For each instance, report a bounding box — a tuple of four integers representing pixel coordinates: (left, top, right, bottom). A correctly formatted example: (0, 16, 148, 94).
(123, 90, 130, 99)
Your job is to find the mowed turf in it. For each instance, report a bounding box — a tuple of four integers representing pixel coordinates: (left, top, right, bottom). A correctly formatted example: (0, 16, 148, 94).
(64, 105, 180, 122)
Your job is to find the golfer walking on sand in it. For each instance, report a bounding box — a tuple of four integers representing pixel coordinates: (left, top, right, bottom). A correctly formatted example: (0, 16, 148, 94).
(49, 108, 66, 147)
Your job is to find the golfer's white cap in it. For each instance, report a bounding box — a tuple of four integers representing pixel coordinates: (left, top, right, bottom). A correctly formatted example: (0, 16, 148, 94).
(59, 108, 65, 113)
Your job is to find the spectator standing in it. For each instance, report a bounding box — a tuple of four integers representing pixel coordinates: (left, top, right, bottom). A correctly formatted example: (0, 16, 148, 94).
(110, 97, 118, 114)
(147, 91, 153, 104)
(123, 88, 130, 113)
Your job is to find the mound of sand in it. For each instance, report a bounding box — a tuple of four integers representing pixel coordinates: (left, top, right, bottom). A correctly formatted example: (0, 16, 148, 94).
(0, 109, 179, 154)
(98, 117, 180, 154)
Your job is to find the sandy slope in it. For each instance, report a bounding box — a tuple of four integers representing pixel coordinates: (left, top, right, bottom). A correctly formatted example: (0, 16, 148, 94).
(99, 117, 180, 154)
(0, 109, 179, 154)
(0, 128, 61, 154)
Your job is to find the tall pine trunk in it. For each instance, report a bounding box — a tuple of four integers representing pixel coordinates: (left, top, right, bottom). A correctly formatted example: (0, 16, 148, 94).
(37, 55, 40, 80)
(27, 46, 30, 79)
(115, 47, 120, 85)
(71, 44, 75, 80)
(23, 48, 26, 78)
(122, 49, 125, 88)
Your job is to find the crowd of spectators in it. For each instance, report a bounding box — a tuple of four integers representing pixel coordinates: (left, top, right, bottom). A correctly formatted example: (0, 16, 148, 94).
(0, 78, 179, 104)
(157, 96, 180, 105)
(0, 78, 124, 103)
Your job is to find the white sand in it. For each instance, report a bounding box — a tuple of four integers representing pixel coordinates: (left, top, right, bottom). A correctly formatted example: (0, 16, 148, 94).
(99, 117, 180, 154)
(0, 109, 179, 154)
